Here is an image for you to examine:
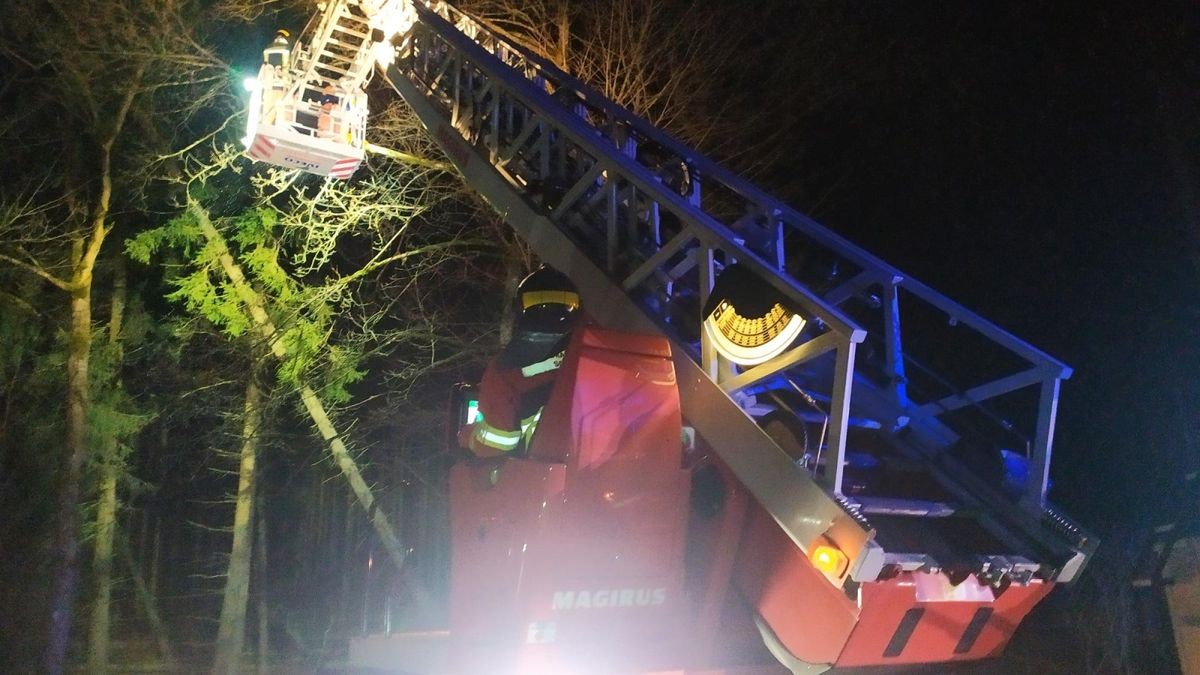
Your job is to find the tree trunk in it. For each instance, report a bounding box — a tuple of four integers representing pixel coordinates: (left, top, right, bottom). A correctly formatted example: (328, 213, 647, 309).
(192, 203, 408, 574)
(118, 529, 175, 668)
(212, 374, 263, 675)
(255, 508, 269, 675)
(136, 507, 148, 565)
(149, 516, 162, 601)
(555, 1, 570, 71)
(47, 275, 93, 675)
(88, 256, 127, 674)
(498, 254, 524, 344)
(44, 60, 138, 672)
(86, 448, 118, 674)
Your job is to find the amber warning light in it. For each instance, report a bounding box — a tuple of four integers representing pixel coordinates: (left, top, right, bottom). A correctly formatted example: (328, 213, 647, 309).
(810, 537, 850, 583)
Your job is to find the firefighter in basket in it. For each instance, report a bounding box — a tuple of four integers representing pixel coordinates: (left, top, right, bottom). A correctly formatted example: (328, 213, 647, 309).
(260, 30, 291, 125)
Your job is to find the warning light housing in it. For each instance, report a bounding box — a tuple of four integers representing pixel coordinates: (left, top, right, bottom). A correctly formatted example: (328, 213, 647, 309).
(701, 264, 806, 366)
(810, 536, 850, 584)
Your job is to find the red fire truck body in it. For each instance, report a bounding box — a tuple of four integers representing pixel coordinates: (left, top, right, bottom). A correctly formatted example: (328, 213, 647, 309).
(427, 325, 1053, 673)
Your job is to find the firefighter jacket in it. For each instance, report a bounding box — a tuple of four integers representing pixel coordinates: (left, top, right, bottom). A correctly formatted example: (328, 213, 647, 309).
(465, 350, 564, 456)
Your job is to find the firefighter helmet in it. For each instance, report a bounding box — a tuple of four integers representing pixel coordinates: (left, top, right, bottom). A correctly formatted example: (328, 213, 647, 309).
(263, 30, 292, 68)
(498, 265, 580, 367)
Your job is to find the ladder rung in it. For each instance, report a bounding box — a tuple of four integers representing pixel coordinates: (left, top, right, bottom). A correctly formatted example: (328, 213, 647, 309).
(318, 50, 357, 64)
(333, 24, 370, 40)
(855, 497, 958, 518)
(314, 63, 350, 76)
(336, 13, 371, 28)
(325, 37, 366, 51)
(338, 8, 369, 22)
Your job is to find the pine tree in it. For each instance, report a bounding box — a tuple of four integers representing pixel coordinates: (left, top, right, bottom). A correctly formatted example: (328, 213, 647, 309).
(130, 145, 491, 668)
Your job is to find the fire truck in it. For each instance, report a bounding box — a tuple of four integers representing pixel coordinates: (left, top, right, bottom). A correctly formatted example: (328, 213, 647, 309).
(242, 2, 1097, 672)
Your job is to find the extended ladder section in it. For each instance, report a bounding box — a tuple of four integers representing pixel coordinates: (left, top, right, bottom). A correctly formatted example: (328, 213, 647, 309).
(297, 0, 378, 90)
(283, 1, 1096, 586)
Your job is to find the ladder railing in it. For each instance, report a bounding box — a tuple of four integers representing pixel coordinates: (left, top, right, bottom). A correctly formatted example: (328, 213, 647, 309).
(378, 1, 1092, 580)
(405, 2, 868, 489)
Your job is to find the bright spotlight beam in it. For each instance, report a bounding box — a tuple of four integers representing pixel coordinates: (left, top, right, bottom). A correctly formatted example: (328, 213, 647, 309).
(702, 265, 807, 366)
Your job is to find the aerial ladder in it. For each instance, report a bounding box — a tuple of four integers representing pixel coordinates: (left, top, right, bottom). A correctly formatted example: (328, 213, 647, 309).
(243, 1, 1097, 672)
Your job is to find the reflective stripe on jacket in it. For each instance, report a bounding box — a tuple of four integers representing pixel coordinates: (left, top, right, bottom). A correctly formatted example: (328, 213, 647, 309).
(466, 351, 564, 456)
(471, 418, 522, 452)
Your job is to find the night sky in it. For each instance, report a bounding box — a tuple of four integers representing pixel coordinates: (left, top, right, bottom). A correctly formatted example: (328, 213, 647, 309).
(748, 3, 1199, 669)
(752, 0, 1199, 525)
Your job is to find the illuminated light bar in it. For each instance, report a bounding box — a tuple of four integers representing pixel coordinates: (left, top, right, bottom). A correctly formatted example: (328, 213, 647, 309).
(521, 289, 580, 310)
(810, 536, 850, 582)
(701, 264, 806, 366)
(704, 300, 805, 366)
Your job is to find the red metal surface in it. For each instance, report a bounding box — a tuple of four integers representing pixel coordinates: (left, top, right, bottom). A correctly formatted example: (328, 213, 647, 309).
(728, 491, 1055, 668)
(689, 466, 750, 662)
(447, 458, 567, 670)
(443, 324, 1058, 673)
(528, 325, 676, 471)
(835, 575, 1054, 667)
(448, 325, 692, 673)
(732, 500, 861, 665)
(681, 456, 789, 673)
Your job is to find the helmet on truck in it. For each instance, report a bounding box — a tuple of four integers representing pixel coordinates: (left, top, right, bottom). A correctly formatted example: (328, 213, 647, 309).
(498, 265, 580, 368)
